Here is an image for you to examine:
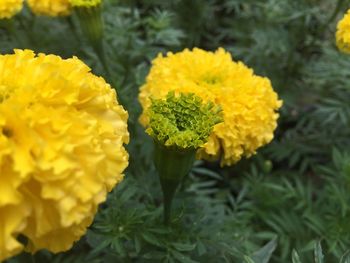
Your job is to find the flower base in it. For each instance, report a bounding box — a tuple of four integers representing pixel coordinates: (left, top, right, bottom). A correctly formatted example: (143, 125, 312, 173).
(153, 142, 196, 225)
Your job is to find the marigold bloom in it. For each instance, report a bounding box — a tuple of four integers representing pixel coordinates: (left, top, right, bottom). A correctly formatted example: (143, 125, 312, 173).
(336, 9, 350, 53)
(0, 0, 23, 19)
(139, 48, 282, 166)
(0, 49, 129, 261)
(27, 0, 71, 16)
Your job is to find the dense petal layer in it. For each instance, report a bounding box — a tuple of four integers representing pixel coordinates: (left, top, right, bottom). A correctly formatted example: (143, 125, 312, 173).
(27, 0, 71, 16)
(0, 0, 23, 19)
(0, 49, 129, 260)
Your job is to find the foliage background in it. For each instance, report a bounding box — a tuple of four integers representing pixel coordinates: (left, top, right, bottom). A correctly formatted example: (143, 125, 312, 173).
(2, 0, 350, 262)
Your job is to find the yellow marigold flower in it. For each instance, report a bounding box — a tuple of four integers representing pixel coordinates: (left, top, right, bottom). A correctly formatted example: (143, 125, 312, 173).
(0, 49, 129, 261)
(0, 0, 23, 19)
(69, 0, 101, 7)
(139, 48, 282, 166)
(27, 0, 71, 16)
(336, 9, 350, 53)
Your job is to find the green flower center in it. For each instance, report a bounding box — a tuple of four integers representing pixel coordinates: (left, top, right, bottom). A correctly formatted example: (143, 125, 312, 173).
(147, 92, 223, 150)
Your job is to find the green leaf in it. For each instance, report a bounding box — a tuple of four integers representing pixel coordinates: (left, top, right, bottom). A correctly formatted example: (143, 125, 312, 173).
(192, 167, 222, 180)
(90, 239, 110, 254)
(196, 240, 207, 256)
(292, 249, 302, 263)
(314, 241, 324, 263)
(251, 238, 277, 263)
(171, 250, 199, 263)
(243, 256, 256, 263)
(143, 251, 166, 260)
(340, 250, 350, 263)
(141, 232, 163, 247)
(111, 238, 126, 256)
(134, 236, 141, 254)
(172, 242, 196, 252)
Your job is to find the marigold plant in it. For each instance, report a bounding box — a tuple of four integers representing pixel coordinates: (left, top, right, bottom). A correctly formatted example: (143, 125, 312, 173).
(0, 0, 23, 19)
(27, 0, 71, 16)
(336, 9, 350, 53)
(0, 49, 129, 261)
(147, 92, 223, 224)
(139, 48, 282, 166)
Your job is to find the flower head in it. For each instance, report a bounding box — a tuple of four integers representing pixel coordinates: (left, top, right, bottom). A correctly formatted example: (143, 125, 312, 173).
(147, 92, 222, 150)
(0, 49, 129, 261)
(0, 0, 23, 19)
(336, 9, 350, 53)
(139, 48, 282, 166)
(69, 0, 101, 7)
(27, 0, 71, 16)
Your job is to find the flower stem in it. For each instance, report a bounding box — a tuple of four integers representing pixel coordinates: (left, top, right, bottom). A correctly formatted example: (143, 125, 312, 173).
(92, 40, 112, 82)
(0, 18, 25, 47)
(160, 178, 181, 225)
(326, 0, 347, 26)
(153, 143, 196, 225)
(74, 5, 113, 83)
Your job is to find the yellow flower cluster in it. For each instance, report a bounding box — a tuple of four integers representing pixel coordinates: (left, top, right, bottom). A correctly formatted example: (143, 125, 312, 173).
(27, 0, 71, 16)
(0, 0, 23, 19)
(69, 0, 101, 7)
(0, 49, 129, 261)
(336, 9, 350, 53)
(139, 48, 282, 166)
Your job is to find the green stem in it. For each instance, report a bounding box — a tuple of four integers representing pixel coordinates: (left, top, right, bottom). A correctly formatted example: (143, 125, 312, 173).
(92, 40, 112, 82)
(73, 4, 129, 107)
(308, 0, 347, 49)
(0, 18, 25, 47)
(317, 0, 348, 36)
(160, 178, 181, 225)
(65, 16, 80, 42)
(74, 5, 114, 81)
(0, 18, 14, 34)
(95, 41, 128, 108)
(153, 143, 196, 225)
(326, 0, 347, 26)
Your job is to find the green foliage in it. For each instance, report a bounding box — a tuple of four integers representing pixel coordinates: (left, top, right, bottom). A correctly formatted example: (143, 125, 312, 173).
(292, 241, 350, 263)
(239, 147, 350, 262)
(3, 0, 350, 262)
